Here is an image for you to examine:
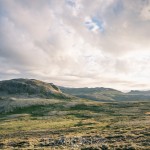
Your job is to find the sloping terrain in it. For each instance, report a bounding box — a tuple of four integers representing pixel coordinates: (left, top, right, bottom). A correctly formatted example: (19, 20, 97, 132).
(60, 87, 150, 102)
(0, 79, 149, 149)
(0, 79, 73, 113)
(0, 78, 69, 99)
(59, 87, 123, 102)
(0, 97, 66, 113)
(128, 90, 150, 96)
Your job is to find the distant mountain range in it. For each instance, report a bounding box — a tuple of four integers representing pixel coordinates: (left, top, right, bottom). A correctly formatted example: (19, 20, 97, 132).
(128, 90, 150, 96)
(59, 86, 123, 102)
(59, 86, 150, 102)
(0, 78, 150, 113)
(0, 78, 150, 102)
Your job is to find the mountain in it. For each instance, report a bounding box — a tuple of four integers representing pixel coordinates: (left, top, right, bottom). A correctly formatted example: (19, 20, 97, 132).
(59, 87, 123, 102)
(128, 90, 150, 96)
(0, 78, 150, 104)
(0, 78, 70, 99)
(60, 87, 150, 102)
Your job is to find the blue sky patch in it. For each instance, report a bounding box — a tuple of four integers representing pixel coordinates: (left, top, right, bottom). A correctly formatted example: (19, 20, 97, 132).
(85, 16, 105, 33)
(92, 17, 105, 32)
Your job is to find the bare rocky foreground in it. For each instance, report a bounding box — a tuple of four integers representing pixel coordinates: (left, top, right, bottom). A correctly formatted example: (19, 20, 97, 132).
(0, 100, 149, 150)
(0, 126, 149, 149)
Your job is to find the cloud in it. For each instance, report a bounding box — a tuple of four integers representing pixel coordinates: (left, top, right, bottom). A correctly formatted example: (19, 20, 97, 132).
(0, 0, 150, 91)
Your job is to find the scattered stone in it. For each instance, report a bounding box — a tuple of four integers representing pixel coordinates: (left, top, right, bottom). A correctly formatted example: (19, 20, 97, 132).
(39, 135, 108, 148)
(81, 147, 100, 150)
(8, 141, 30, 148)
(101, 145, 109, 150)
(0, 143, 5, 149)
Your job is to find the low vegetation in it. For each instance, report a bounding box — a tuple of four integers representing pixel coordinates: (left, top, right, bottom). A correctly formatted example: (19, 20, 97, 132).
(0, 99, 149, 149)
(0, 79, 70, 99)
(0, 79, 149, 149)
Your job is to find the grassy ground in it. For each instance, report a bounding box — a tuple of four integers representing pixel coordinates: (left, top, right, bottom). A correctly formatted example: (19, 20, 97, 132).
(0, 99, 150, 149)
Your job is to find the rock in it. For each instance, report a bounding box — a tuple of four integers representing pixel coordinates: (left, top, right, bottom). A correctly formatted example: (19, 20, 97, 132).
(81, 147, 100, 150)
(0, 143, 5, 149)
(101, 145, 109, 150)
(8, 141, 30, 148)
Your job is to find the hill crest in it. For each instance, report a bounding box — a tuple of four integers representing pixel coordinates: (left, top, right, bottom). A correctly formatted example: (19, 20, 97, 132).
(0, 78, 69, 99)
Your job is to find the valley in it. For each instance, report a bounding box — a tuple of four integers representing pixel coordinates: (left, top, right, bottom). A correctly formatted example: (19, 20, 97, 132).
(0, 79, 149, 149)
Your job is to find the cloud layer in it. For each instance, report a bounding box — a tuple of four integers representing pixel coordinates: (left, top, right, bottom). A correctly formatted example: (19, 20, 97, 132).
(0, 0, 150, 91)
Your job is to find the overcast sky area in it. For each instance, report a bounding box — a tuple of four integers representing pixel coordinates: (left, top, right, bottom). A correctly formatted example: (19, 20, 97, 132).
(0, 0, 150, 91)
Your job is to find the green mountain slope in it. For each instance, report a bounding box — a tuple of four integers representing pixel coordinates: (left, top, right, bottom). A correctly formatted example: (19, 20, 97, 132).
(60, 87, 150, 102)
(59, 87, 123, 102)
(0, 79, 69, 99)
(128, 90, 150, 95)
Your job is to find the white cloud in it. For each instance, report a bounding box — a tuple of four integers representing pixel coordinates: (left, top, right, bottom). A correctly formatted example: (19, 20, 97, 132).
(0, 0, 150, 91)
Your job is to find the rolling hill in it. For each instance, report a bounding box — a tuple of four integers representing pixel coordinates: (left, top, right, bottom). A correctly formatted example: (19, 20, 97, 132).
(59, 86, 124, 101)
(0, 79, 72, 113)
(128, 90, 150, 96)
(0, 78, 150, 113)
(0, 79, 150, 149)
(0, 78, 69, 99)
(59, 86, 150, 102)
(0, 78, 150, 102)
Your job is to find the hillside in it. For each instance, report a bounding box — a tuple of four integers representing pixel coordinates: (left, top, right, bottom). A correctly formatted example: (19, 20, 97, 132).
(128, 90, 150, 95)
(0, 79, 149, 149)
(0, 79, 69, 99)
(1, 78, 150, 102)
(60, 87, 150, 102)
(59, 87, 123, 102)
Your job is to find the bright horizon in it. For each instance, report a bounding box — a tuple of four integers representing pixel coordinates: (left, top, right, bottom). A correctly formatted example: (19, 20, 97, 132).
(1, 0, 150, 91)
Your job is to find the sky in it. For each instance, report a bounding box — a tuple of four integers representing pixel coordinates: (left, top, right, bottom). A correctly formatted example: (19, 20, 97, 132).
(0, 0, 150, 91)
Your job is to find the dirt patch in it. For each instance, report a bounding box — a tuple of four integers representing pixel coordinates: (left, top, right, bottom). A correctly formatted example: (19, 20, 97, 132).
(145, 112, 150, 115)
